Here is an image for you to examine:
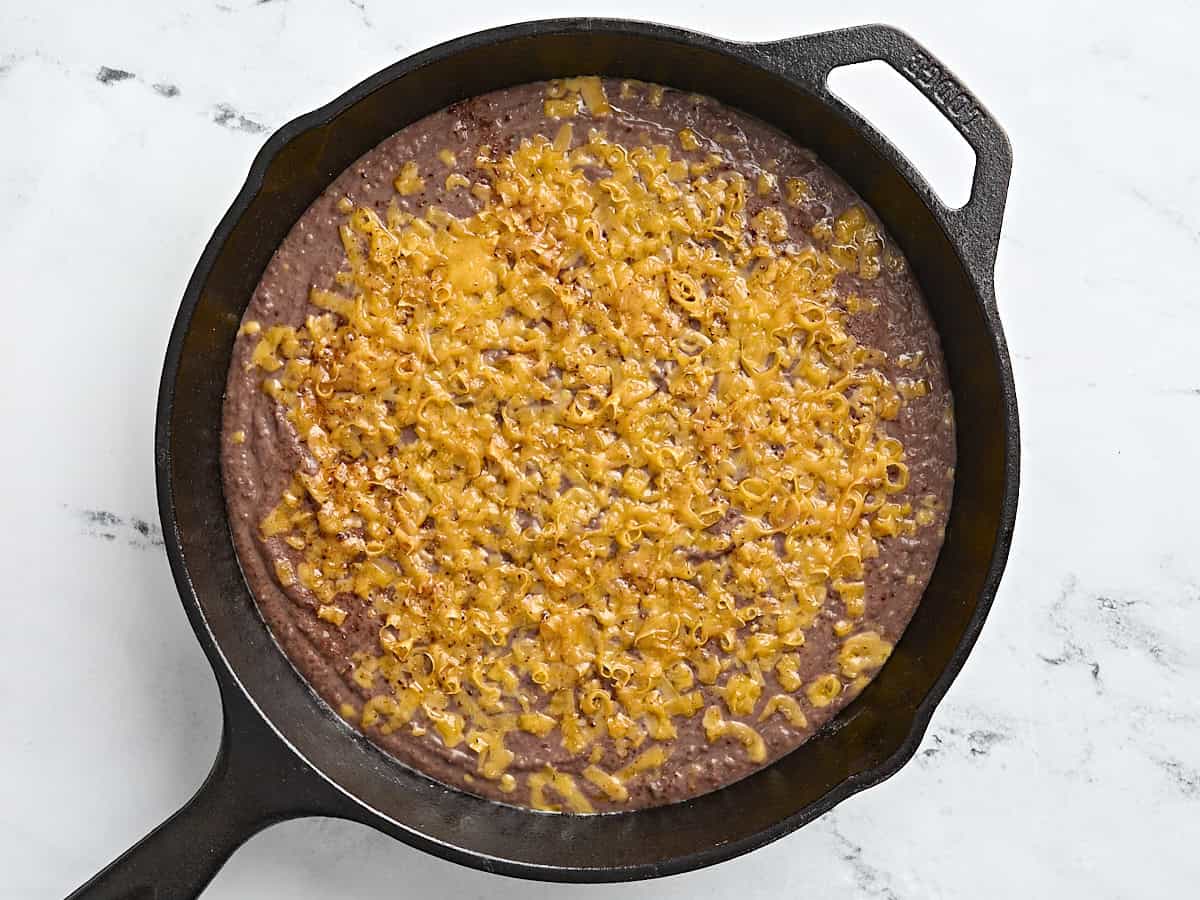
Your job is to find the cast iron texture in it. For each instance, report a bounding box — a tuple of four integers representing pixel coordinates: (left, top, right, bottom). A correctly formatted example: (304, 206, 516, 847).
(70, 18, 1018, 899)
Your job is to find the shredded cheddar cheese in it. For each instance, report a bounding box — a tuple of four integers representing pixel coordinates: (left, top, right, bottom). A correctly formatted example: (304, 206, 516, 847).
(806, 674, 842, 708)
(529, 767, 594, 812)
(248, 100, 920, 805)
(317, 604, 347, 626)
(702, 705, 767, 762)
(760, 694, 808, 728)
(837, 631, 893, 678)
(583, 764, 630, 802)
(785, 177, 810, 205)
(393, 161, 424, 196)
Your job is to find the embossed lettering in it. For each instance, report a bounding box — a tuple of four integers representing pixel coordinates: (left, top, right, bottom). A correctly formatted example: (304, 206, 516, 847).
(900, 50, 982, 133)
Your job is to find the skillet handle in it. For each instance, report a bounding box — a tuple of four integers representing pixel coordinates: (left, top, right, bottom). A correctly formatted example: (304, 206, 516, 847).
(756, 24, 1012, 286)
(66, 685, 330, 900)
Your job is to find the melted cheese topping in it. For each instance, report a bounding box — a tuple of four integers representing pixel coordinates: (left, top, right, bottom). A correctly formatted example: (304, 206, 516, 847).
(760, 694, 808, 728)
(248, 79, 921, 808)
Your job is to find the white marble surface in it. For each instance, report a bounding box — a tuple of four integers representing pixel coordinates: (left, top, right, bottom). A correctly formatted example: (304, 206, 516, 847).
(3, 1, 1198, 896)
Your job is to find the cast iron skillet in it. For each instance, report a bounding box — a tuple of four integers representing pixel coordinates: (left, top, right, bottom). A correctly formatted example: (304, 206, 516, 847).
(70, 18, 1018, 898)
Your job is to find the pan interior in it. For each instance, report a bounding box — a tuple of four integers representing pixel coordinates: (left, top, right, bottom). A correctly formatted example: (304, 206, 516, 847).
(164, 23, 1009, 877)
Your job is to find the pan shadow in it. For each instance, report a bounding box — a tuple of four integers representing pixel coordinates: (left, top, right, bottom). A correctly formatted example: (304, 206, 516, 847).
(202, 810, 836, 899)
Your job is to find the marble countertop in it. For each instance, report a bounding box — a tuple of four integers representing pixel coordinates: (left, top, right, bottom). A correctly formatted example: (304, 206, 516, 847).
(3, 0, 1197, 896)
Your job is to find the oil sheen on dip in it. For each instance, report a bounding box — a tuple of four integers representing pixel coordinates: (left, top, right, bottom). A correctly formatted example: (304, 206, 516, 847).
(221, 77, 955, 812)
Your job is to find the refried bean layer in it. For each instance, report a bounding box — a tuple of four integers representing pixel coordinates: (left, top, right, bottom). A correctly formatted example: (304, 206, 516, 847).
(221, 78, 955, 812)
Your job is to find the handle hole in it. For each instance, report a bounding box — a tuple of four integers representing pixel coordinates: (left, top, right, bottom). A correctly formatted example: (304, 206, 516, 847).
(828, 60, 976, 210)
